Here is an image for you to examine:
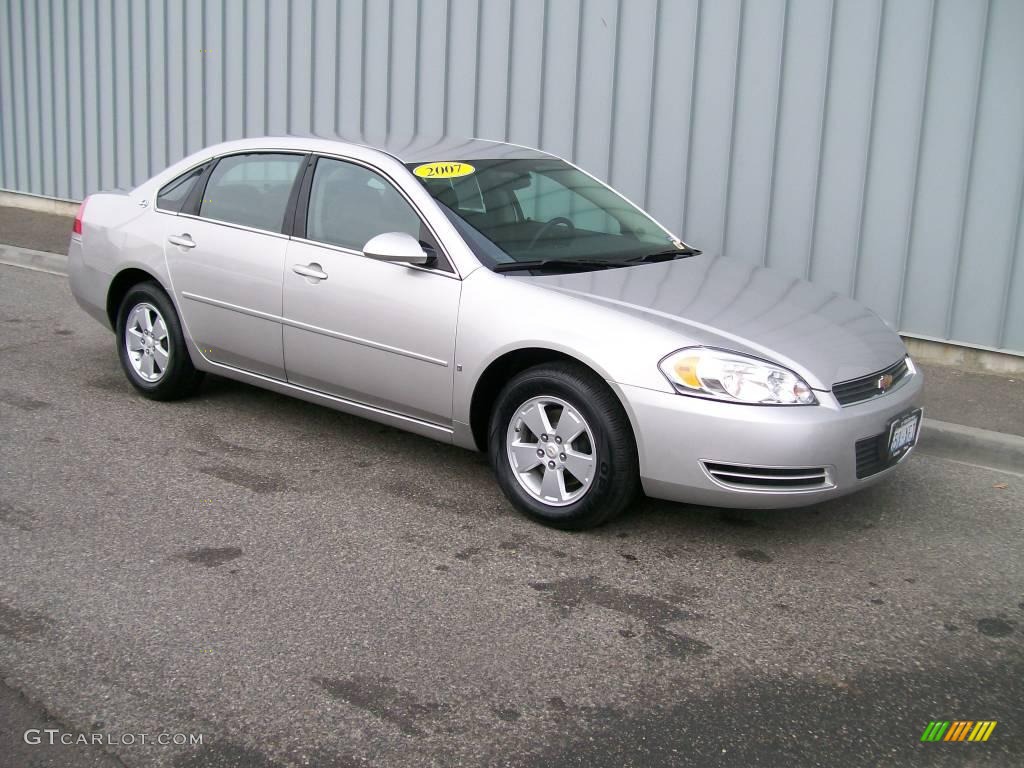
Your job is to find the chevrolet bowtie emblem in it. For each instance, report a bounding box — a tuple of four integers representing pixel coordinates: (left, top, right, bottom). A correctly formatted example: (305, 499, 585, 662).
(877, 373, 894, 391)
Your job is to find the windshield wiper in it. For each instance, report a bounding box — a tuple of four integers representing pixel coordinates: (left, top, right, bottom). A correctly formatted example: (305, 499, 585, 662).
(492, 258, 625, 273)
(493, 248, 702, 273)
(626, 247, 703, 264)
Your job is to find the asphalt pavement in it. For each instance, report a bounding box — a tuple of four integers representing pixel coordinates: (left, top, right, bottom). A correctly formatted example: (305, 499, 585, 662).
(1, 260, 1022, 767)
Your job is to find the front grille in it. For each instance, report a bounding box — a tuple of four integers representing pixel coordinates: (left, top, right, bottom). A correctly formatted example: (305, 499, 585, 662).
(703, 462, 830, 491)
(832, 358, 910, 406)
(855, 434, 886, 479)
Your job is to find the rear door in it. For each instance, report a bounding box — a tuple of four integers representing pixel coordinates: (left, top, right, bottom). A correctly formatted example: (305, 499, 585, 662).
(162, 152, 307, 379)
(281, 155, 460, 425)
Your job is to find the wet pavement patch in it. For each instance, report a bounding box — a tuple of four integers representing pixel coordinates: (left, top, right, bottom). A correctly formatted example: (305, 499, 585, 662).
(547, 696, 569, 712)
(454, 546, 484, 561)
(191, 425, 265, 457)
(0, 601, 50, 640)
(173, 740, 282, 768)
(529, 577, 710, 658)
(0, 500, 33, 531)
(518, 658, 1024, 767)
(736, 548, 773, 563)
(312, 675, 440, 736)
(383, 477, 485, 517)
(976, 617, 1015, 637)
(0, 390, 52, 411)
(198, 464, 286, 494)
(175, 547, 243, 568)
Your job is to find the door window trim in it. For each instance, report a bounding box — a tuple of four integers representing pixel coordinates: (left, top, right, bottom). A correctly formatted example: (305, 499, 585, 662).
(181, 150, 311, 235)
(176, 211, 295, 241)
(292, 153, 459, 278)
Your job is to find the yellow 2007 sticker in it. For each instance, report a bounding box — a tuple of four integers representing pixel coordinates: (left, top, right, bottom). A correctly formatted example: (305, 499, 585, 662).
(413, 161, 475, 179)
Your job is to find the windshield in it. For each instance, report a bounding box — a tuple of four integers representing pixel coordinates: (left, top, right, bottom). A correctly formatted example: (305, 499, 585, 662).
(407, 158, 682, 270)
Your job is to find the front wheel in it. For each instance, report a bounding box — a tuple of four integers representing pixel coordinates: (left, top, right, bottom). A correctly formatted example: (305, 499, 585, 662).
(116, 282, 203, 400)
(488, 362, 639, 530)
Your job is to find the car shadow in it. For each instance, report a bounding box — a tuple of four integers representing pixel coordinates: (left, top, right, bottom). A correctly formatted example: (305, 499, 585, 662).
(196, 373, 892, 545)
(605, 481, 896, 557)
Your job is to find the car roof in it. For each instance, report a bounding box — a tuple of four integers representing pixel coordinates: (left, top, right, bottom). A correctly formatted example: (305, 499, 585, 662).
(196, 132, 558, 165)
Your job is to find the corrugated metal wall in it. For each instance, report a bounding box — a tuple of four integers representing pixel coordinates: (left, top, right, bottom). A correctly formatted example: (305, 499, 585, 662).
(1, 0, 1022, 354)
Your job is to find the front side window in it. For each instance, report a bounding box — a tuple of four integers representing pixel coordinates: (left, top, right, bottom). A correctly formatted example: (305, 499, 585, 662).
(306, 157, 422, 251)
(199, 153, 305, 232)
(410, 158, 680, 270)
(156, 164, 206, 213)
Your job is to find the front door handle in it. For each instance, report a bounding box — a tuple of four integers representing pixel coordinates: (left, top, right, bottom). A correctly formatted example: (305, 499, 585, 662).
(168, 233, 196, 249)
(292, 263, 328, 281)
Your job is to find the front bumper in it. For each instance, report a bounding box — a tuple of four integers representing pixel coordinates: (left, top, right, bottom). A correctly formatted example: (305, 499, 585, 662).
(613, 369, 924, 509)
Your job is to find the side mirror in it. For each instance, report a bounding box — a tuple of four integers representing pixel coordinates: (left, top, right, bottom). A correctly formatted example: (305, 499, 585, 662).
(362, 232, 429, 265)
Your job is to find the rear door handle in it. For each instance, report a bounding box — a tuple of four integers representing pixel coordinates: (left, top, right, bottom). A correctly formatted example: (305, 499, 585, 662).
(292, 263, 328, 281)
(168, 233, 196, 249)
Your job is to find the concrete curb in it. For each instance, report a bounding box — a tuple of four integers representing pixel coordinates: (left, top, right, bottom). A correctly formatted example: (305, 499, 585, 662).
(0, 189, 80, 215)
(903, 335, 1024, 376)
(0, 243, 68, 276)
(918, 419, 1024, 476)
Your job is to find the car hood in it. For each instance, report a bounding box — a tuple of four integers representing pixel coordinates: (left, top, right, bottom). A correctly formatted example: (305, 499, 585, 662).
(518, 254, 906, 389)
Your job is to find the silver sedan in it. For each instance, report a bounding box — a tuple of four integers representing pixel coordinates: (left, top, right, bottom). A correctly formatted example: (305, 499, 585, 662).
(68, 135, 923, 529)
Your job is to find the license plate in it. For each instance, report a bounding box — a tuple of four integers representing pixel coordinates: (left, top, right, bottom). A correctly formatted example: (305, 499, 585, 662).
(887, 409, 922, 460)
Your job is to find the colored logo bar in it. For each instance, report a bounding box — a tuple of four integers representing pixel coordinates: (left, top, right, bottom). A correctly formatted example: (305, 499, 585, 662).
(921, 721, 997, 742)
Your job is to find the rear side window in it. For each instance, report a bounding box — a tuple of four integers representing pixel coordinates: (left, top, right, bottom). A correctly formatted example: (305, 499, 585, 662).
(199, 153, 305, 232)
(156, 164, 206, 213)
(306, 157, 422, 251)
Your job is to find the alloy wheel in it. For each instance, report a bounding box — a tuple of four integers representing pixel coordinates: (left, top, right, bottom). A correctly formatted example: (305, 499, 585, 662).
(124, 302, 170, 382)
(505, 395, 597, 506)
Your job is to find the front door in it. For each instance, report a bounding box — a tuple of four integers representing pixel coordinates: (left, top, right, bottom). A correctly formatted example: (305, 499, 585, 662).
(282, 156, 460, 425)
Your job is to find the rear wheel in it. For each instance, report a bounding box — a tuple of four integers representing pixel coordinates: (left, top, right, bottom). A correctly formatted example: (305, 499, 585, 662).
(116, 282, 203, 400)
(489, 361, 639, 530)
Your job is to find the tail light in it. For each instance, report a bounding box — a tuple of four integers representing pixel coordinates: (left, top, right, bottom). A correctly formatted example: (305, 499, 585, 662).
(72, 197, 89, 235)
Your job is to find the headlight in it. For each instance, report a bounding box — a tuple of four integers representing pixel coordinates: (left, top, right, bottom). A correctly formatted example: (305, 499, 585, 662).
(658, 347, 817, 405)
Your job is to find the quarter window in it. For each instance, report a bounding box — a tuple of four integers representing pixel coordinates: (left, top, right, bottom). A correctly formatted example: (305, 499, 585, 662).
(199, 153, 305, 232)
(306, 158, 422, 251)
(156, 164, 206, 213)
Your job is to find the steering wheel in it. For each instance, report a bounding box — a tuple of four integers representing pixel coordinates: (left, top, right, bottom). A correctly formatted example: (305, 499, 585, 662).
(527, 216, 576, 251)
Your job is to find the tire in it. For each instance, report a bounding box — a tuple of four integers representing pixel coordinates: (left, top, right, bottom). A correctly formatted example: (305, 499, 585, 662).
(115, 281, 203, 400)
(488, 361, 639, 530)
